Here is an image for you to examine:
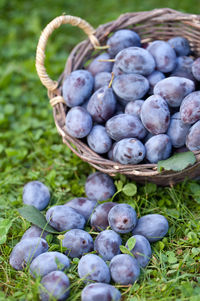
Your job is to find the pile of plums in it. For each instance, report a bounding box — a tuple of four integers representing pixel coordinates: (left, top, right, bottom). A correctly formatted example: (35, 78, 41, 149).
(10, 172, 169, 300)
(63, 31, 200, 165)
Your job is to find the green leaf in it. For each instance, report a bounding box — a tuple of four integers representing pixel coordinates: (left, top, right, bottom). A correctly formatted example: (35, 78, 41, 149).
(0, 218, 13, 244)
(144, 182, 157, 194)
(114, 180, 123, 191)
(127, 237, 136, 251)
(120, 245, 134, 257)
(18, 205, 60, 234)
(189, 183, 200, 204)
(157, 152, 196, 172)
(122, 183, 137, 196)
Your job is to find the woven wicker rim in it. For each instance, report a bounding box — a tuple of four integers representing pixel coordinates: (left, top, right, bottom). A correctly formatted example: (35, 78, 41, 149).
(36, 8, 200, 185)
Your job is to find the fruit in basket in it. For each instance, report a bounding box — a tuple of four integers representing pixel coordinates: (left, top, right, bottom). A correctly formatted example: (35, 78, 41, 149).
(147, 40, 176, 73)
(94, 230, 122, 261)
(39, 271, 70, 301)
(62, 70, 94, 107)
(23, 181, 50, 211)
(145, 134, 172, 164)
(94, 71, 112, 90)
(108, 204, 137, 234)
(114, 47, 155, 75)
(112, 73, 149, 102)
(140, 95, 170, 134)
(112, 138, 146, 164)
(124, 99, 144, 118)
(180, 91, 200, 124)
(107, 29, 141, 57)
(88, 53, 113, 76)
(65, 106, 93, 138)
(81, 283, 121, 301)
(186, 120, 200, 151)
(132, 214, 169, 242)
(85, 172, 116, 202)
(171, 55, 194, 81)
(192, 57, 200, 81)
(65, 197, 97, 221)
(153, 76, 195, 107)
(78, 254, 111, 283)
(167, 112, 190, 148)
(109, 254, 140, 285)
(147, 70, 165, 94)
(87, 125, 112, 154)
(168, 36, 191, 56)
(90, 202, 117, 231)
(62, 229, 94, 258)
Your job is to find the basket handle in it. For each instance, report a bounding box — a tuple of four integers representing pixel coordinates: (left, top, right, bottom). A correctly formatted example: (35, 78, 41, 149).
(36, 15, 100, 91)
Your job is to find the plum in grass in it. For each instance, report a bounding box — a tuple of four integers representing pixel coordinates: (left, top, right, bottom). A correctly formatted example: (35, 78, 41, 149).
(62, 229, 94, 258)
(30, 251, 70, 278)
(87, 125, 112, 154)
(46, 205, 85, 232)
(180, 91, 200, 124)
(21, 225, 48, 240)
(87, 53, 113, 76)
(81, 283, 121, 301)
(186, 120, 200, 151)
(107, 29, 141, 57)
(65, 106, 92, 138)
(87, 86, 116, 123)
(145, 134, 172, 164)
(124, 100, 144, 118)
(140, 95, 170, 135)
(168, 36, 190, 56)
(94, 72, 112, 91)
(39, 271, 70, 301)
(109, 254, 140, 285)
(192, 57, 200, 81)
(94, 230, 122, 261)
(132, 214, 169, 243)
(9, 238, 48, 271)
(113, 138, 145, 165)
(153, 77, 195, 107)
(62, 70, 94, 107)
(112, 73, 149, 103)
(78, 254, 111, 283)
(167, 112, 190, 148)
(114, 47, 155, 76)
(90, 202, 117, 231)
(23, 181, 50, 211)
(125, 235, 152, 268)
(147, 40, 176, 73)
(64, 197, 97, 221)
(108, 204, 137, 234)
(106, 113, 147, 141)
(85, 172, 116, 202)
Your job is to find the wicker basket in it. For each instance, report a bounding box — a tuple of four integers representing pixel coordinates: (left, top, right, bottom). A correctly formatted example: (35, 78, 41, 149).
(36, 8, 200, 186)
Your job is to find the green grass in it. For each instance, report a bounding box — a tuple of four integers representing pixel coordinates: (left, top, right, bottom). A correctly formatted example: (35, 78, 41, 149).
(0, 0, 200, 300)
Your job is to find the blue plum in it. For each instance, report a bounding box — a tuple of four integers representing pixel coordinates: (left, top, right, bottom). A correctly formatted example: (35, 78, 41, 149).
(171, 56, 194, 81)
(106, 114, 147, 141)
(62, 70, 94, 107)
(40, 271, 70, 301)
(167, 112, 190, 148)
(153, 76, 195, 107)
(88, 53, 113, 76)
(124, 100, 144, 118)
(180, 91, 200, 124)
(90, 202, 117, 231)
(132, 214, 169, 242)
(107, 142, 117, 161)
(46, 205, 85, 232)
(65, 106, 92, 138)
(62, 229, 94, 258)
(82, 283, 121, 301)
(85, 172, 116, 202)
(140, 95, 170, 134)
(87, 86, 116, 123)
(87, 125, 112, 154)
(192, 57, 200, 81)
(21, 225, 48, 240)
(78, 254, 110, 283)
(145, 134, 172, 163)
(94, 230, 122, 261)
(147, 70, 165, 94)
(112, 138, 145, 165)
(9, 238, 48, 270)
(108, 204, 137, 234)
(147, 40, 176, 73)
(30, 251, 70, 278)
(112, 74, 149, 103)
(23, 181, 50, 211)
(125, 235, 152, 268)
(107, 29, 141, 57)
(109, 254, 140, 285)
(168, 36, 190, 56)
(65, 197, 97, 221)
(186, 120, 200, 151)
(114, 46, 155, 76)
(94, 72, 112, 90)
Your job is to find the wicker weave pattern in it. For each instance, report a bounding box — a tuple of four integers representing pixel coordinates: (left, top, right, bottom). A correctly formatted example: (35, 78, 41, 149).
(38, 8, 200, 186)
